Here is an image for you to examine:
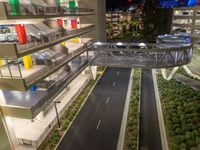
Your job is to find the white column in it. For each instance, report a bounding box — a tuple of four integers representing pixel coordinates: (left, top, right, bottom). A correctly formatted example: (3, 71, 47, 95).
(4, 117, 18, 147)
(89, 66, 97, 80)
(0, 90, 18, 147)
(0, 90, 6, 104)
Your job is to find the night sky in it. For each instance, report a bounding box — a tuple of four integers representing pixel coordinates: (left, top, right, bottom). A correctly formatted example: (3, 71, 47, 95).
(106, 0, 140, 9)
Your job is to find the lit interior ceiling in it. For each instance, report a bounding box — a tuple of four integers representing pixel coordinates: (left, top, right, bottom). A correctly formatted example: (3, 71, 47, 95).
(0, 19, 45, 25)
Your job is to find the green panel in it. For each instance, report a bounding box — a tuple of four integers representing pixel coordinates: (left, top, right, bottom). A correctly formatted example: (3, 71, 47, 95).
(9, 0, 20, 15)
(56, 0, 60, 5)
(69, 1, 76, 8)
(0, 113, 12, 150)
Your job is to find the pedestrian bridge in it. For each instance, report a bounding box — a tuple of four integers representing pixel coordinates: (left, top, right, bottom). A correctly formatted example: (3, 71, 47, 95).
(88, 42, 193, 68)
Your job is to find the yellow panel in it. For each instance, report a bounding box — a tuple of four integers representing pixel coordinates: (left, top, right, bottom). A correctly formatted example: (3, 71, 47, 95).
(61, 42, 65, 46)
(72, 38, 79, 43)
(23, 55, 33, 69)
(0, 59, 3, 66)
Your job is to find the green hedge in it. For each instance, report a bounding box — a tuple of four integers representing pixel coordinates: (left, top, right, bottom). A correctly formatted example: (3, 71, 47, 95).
(38, 76, 99, 150)
(124, 69, 140, 150)
(157, 76, 200, 150)
(177, 68, 200, 82)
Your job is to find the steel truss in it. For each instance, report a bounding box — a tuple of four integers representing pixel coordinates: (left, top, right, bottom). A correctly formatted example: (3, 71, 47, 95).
(88, 42, 193, 68)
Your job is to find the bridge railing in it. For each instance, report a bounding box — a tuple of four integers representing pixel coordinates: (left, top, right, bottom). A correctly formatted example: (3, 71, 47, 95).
(88, 43, 193, 68)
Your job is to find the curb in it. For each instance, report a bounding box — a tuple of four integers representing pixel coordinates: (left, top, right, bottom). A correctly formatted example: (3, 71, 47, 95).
(137, 69, 141, 150)
(117, 69, 134, 150)
(152, 69, 169, 150)
(54, 68, 106, 150)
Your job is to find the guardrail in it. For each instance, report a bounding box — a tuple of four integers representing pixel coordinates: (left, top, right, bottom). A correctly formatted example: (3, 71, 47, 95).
(0, 24, 95, 58)
(89, 42, 193, 68)
(1, 2, 94, 18)
(18, 25, 95, 54)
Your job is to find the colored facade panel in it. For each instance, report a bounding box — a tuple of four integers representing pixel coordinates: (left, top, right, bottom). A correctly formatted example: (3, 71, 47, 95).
(71, 20, 78, 28)
(72, 38, 79, 43)
(69, 1, 76, 8)
(15, 24, 27, 44)
(23, 55, 33, 69)
(57, 18, 63, 26)
(9, 0, 20, 15)
(160, 0, 190, 7)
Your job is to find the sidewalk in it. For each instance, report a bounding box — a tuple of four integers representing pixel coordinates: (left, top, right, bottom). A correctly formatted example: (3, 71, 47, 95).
(14, 74, 91, 149)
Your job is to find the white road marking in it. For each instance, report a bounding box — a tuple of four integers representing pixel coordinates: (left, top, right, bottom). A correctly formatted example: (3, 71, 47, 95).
(117, 71, 120, 75)
(112, 81, 115, 87)
(96, 120, 101, 129)
(106, 97, 110, 103)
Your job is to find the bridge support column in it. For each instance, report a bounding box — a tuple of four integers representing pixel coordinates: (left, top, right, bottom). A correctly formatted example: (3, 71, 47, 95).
(161, 67, 179, 80)
(183, 65, 200, 80)
(89, 66, 97, 80)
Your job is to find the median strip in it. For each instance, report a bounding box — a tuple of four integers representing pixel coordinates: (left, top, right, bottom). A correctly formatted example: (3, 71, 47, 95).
(119, 68, 140, 150)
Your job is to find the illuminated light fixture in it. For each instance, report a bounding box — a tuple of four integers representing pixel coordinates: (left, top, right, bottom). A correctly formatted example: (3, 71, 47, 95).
(116, 42, 123, 46)
(139, 43, 146, 47)
(96, 42, 102, 45)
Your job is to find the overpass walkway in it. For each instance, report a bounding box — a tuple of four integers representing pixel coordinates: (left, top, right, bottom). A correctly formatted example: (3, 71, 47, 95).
(88, 42, 193, 69)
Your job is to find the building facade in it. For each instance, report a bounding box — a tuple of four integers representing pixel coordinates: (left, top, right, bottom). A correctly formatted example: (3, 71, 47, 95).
(0, 0, 105, 149)
(171, 6, 200, 40)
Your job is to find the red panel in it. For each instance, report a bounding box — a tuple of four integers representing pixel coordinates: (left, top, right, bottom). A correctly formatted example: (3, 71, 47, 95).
(71, 20, 77, 29)
(15, 24, 27, 44)
(57, 18, 63, 26)
(128, 0, 132, 3)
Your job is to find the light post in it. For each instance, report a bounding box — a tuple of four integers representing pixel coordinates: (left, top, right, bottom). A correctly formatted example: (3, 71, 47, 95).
(53, 101, 61, 128)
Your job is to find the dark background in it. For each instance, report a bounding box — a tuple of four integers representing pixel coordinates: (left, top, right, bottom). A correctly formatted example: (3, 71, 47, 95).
(106, 0, 141, 9)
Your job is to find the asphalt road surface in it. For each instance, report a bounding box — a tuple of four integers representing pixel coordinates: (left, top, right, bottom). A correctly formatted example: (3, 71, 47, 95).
(57, 67, 131, 150)
(139, 69, 162, 150)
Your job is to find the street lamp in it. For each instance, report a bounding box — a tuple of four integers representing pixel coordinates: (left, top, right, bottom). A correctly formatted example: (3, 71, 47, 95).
(53, 101, 61, 129)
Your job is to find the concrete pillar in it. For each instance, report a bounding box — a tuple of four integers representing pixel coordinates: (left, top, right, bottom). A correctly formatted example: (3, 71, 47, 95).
(0, 113, 13, 150)
(79, 0, 106, 42)
(89, 66, 97, 80)
(0, 91, 17, 150)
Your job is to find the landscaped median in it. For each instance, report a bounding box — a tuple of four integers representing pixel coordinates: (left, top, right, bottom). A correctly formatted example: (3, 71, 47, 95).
(38, 73, 101, 150)
(177, 67, 200, 82)
(157, 75, 200, 150)
(123, 69, 141, 150)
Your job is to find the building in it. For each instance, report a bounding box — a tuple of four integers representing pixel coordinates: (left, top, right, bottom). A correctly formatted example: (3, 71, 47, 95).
(106, 11, 133, 39)
(171, 6, 200, 39)
(0, 0, 105, 149)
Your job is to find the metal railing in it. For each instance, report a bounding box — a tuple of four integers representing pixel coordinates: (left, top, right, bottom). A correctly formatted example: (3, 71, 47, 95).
(0, 43, 91, 86)
(17, 24, 95, 54)
(3, 2, 94, 17)
(89, 42, 193, 68)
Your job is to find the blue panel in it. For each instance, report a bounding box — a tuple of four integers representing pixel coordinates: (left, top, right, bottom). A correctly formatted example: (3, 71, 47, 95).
(188, 0, 197, 6)
(159, 0, 190, 7)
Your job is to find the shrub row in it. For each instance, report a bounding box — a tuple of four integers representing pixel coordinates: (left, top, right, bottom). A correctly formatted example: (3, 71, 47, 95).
(38, 76, 99, 150)
(157, 75, 200, 150)
(177, 68, 200, 82)
(124, 69, 140, 150)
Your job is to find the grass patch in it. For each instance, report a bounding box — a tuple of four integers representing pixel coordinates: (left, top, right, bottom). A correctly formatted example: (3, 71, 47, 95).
(123, 69, 141, 150)
(38, 75, 100, 150)
(177, 68, 200, 82)
(157, 75, 200, 150)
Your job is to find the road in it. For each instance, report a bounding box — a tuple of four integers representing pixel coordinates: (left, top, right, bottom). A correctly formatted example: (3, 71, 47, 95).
(57, 67, 131, 150)
(139, 69, 162, 150)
